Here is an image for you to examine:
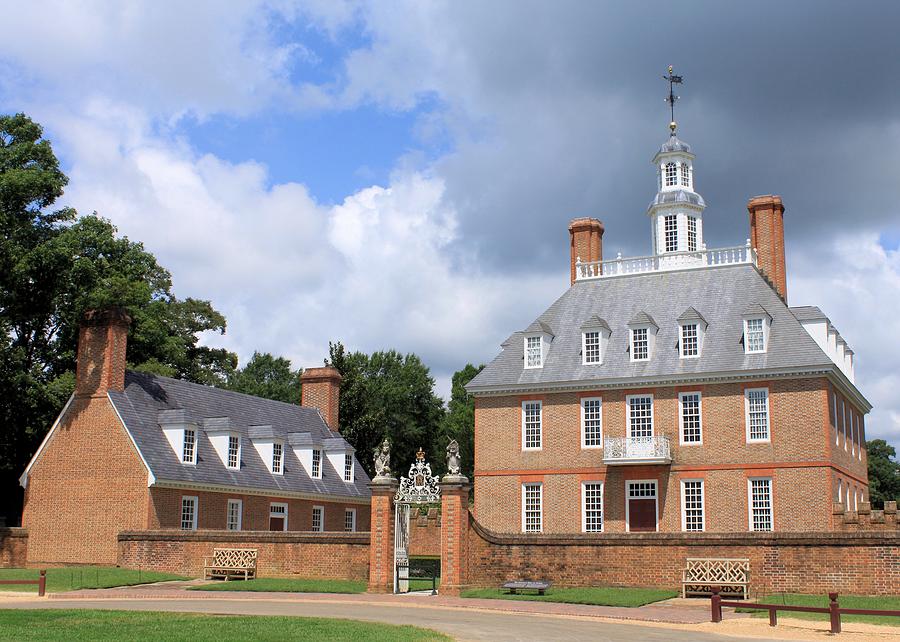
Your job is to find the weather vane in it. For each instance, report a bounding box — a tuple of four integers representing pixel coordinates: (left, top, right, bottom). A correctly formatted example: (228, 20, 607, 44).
(663, 65, 683, 134)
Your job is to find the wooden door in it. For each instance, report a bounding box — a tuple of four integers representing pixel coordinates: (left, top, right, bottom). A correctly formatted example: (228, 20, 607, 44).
(627, 480, 657, 532)
(269, 516, 285, 531)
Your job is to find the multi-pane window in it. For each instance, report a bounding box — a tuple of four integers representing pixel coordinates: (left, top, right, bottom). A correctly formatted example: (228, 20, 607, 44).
(833, 392, 839, 445)
(679, 392, 702, 444)
(344, 454, 353, 481)
(745, 318, 766, 353)
(841, 399, 847, 450)
(581, 397, 602, 447)
(582, 482, 603, 532)
(749, 478, 773, 532)
(680, 323, 698, 357)
(746, 388, 770, 442)
(583, 331, 601, 364)
(628, 395, 653, 438)
(311, 449, 322, 478)
(680, 162, 690, 188)
(227, 435, 240, 469)
(522, 483, 542, 533)
(181, 496, 197, 530)
(525, 336, 543, 368)
(686, 216, 697, 252)
(664, 162, 677, 186)
(272, 442, 283, 474)
(312, 506, 324, 532)
(226, 499, 242, 531)
(182, 429, 196, 464)
(344, 508, 356, 532)
(681, 480, 705, 531)
(664, 215, 678, 252)
(631, 327, 649, 361)
(523, 401, 542, 449)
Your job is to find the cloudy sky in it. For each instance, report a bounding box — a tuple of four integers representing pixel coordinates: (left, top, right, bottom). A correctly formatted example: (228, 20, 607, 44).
(1, 1, 898, 448)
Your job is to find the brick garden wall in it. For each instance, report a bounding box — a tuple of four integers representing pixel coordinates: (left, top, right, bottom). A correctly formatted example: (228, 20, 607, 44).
(0, 528, 28, 568)
(409, 509, 441, 557)
(118, 530, 370, 580)
(464, 515, 900, 595)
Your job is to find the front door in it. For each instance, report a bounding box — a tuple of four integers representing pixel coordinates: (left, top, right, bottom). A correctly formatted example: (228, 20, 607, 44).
(627, 480, 658, 532)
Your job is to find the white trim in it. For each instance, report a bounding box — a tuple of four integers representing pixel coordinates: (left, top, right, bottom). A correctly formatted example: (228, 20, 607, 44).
(270, 501, 289, 531)
(521, 482, 543, 533)
(181, 495, 199, 530)
(625, 479, 658, 533)
(226, 498, 243, 531)
(582, 330, 603, 365)
(744, 387, 771, 443)
(678, 391, 703, 445)
(626, 393, 654, 438)
(629, 326, 652, 362)
(312, 505, 325, 532)
(19, 394, 74, 489)
(344, 508, 357, 532)
(150, 478, 370, 505)
(747, 477, 773, 532)
(743, 317, 769, 354)
(271, 440, 284, 475)
(524, 335, 544, 369)
(580, 396, 603, 449)
(680, 478, 705, 532)
(581, 481, 604, 533)
(521, 400, 542, 451)
(678, 321, 703, 359)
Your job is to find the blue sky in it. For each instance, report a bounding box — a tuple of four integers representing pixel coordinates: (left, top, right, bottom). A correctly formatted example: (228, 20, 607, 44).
(1, 1, 898, 449)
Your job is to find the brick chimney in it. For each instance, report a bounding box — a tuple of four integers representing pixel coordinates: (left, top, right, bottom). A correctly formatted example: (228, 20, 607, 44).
(75, 307, 131, 398)
(569, 217, 604, 285)
(747, 195, 787, 302)
(301, 366, 342, 431)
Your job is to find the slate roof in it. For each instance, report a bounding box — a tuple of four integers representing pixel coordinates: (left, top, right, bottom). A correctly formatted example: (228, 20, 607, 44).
(109, 371, 370, 499)
(677, 306, 707, 324)
(467, 264, 841, 393)
(648, 189, 706, 210)
(658, 134, 692, 155)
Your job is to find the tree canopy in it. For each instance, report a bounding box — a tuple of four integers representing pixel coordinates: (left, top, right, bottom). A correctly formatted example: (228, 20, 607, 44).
(866, 439, 900, 508)
(434, 363, 484, 480)
(226, 352, 302, 405)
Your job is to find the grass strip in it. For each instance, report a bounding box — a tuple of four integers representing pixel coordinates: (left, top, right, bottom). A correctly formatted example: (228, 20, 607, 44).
(460, 585, 677, 607)
(0, 567, 185, 593)
(737, 593, 900, 627)
(190, 577, 366, 593)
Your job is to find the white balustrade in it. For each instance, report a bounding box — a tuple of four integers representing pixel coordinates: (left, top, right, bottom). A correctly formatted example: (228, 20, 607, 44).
(575, 241, 756, 281)
(603, 436, 672, 465)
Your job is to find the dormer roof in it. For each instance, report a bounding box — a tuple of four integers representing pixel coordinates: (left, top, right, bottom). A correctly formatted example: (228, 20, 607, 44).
(628, 311, 658, 329)
(742, 303, 772, 320)
(580, 315, 611, 332)
(677, 307, 708, 325)
(525, 319, 555, 336)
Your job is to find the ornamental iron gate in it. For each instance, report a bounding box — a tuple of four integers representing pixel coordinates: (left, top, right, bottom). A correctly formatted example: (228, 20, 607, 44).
(393, 448, 440, 593)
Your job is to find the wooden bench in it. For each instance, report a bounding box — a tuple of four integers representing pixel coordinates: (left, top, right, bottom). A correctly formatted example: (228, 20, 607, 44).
(682, 558, 749, 599)
(203, 548, 258, 581)
(503, 580, 551, 596)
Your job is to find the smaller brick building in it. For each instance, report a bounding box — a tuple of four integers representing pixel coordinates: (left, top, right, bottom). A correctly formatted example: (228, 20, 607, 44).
(20, 309, 370, 565)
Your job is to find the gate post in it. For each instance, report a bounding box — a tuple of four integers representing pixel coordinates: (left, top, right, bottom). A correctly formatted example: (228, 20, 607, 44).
(440, 476, 471, 596)
(368, 477, 399, 593)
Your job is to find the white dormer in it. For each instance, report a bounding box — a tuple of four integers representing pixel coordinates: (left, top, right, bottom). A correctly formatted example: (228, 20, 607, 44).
(249, 425, 284, 475)
(159, 409, 198, 465)
(792, 306, 856, 382)
(627, 312, 659, 362)
(677, 307, 708, 359)
(523, 320, 554, 369)
(580, 316, 611, 365)
(324, 438, 354, 482)
(201, 417, 242, 470)
(289, 432, 321, 479)
(742, 304, 772, 354)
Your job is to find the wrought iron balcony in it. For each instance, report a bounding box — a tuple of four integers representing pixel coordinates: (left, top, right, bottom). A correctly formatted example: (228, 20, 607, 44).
(603, 436, 672, 465)
(575, 242, 757, 281)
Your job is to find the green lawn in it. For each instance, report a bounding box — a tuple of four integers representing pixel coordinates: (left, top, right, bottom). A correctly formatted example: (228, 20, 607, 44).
(738, 593, 900, 627)
(0, 567, 186, 593)
(460, 585, 678, 607)
(0, 609, 450, 641)
(190, 577, 366, 594)
(408, 576, 440, 592)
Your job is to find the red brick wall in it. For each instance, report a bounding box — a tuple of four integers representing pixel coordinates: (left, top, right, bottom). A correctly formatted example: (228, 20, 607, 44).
(148, 488, 369, 533)
(0, 528, 28, 567)
(465, 516, 900, 595)
(118, 530, 369, 579)
(409, 510, 441, 557)
(22, 396, 150, 565)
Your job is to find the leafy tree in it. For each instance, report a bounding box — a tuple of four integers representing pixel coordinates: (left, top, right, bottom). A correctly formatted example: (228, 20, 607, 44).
(866, 439, 900, 509)
(0, 113, 236, 523)
(433, 364, 484, 480)
(226, 352, 302, 404)
(326, 342, 445, 479)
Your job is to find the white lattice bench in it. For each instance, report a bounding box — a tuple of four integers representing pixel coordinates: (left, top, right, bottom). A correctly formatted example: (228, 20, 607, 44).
(682, 558, 750, 599)
(203, 548, 258, 581)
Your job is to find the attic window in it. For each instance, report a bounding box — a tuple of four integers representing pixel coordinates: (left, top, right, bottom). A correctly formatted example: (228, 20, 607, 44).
(744, 318, 767, 353)
(272, 442, 283, 475)
(583, 331, 601, 364)
(631, 327, 649, 361)
(680, 324, 699, 358)
(311, 448, 322, 478)
(344, 453, 353, 482)
(182, 429, 196, 464)
(227, 435, 240, 469)
(525, 335, 543, 368)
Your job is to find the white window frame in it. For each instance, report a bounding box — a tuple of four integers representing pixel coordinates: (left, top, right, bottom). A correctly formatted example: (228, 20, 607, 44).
(625, 479, 658, 533)
(664, 161, 677, 186)
(521, 483, 542, 533)
(680, 162, 691, 188)
(686, 215, 697, 251)
(747, 477, 773, 532)
(837, 479, 843, 505)
(626, 394, 654, 438)
(664, 214, 678, 253)
(181, 495, 198, 530)
(679, 322, 700, 358)
(312, 505, 324, 532)
(311, 448, 322, 479)
(226, 499, 242, 531)
(630, 326, 650, 362)
(678, 391, 703, 445)
(522, 400, 542, 450)
(745, 387, 770, 443)
(344, 508, 357, 532)
(582, 330, 602, 365)
(680, 479, 705, 532)
(580, 397, 603, 449)
(271, 441, 284, 475)
(841, 398, 848, 451)
(182, 429, 197, 465)
(270, 502, 288, 531)
(743, 317, 768, 354)
(833, 392, 839, 445)
(343, 453, 354, 482)
(524, 335, 543, 369)
(581, 482, 604, 533)
(226, 434, 241, 469)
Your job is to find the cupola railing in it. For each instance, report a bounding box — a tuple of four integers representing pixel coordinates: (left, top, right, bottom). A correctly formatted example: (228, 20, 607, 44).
(576, 241, 757, 281)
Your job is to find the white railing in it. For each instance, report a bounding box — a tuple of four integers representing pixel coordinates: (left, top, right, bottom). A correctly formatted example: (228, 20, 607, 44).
(576, 241, 758, 280)
(603, 436, 672, 464)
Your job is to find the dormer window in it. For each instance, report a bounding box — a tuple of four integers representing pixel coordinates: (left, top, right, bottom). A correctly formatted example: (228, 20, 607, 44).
(311, 448, 322, 478)
(664, 162, 677, 186)
(344, 454, 353, 482)
(525, 335, 543, 368)
(631, 327, 649, 361)
(583, 331, 601, 363)
(271, 442, 283, 475)
(742, 305, 772, 354)
(680, 162, 690, 188)
(182, 429, 196, 464)
(680, 324, 699, 357)
(227, 435, 240, 469)
(580, 316, 611, 366)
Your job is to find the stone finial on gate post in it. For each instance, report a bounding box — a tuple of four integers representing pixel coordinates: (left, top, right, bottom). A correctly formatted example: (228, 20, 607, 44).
(440, 439, 471, 596)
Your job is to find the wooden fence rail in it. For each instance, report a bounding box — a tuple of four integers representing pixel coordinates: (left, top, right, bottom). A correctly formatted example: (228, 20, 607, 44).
(0, 569, 46, 596)
(710, 587, 900, 634)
